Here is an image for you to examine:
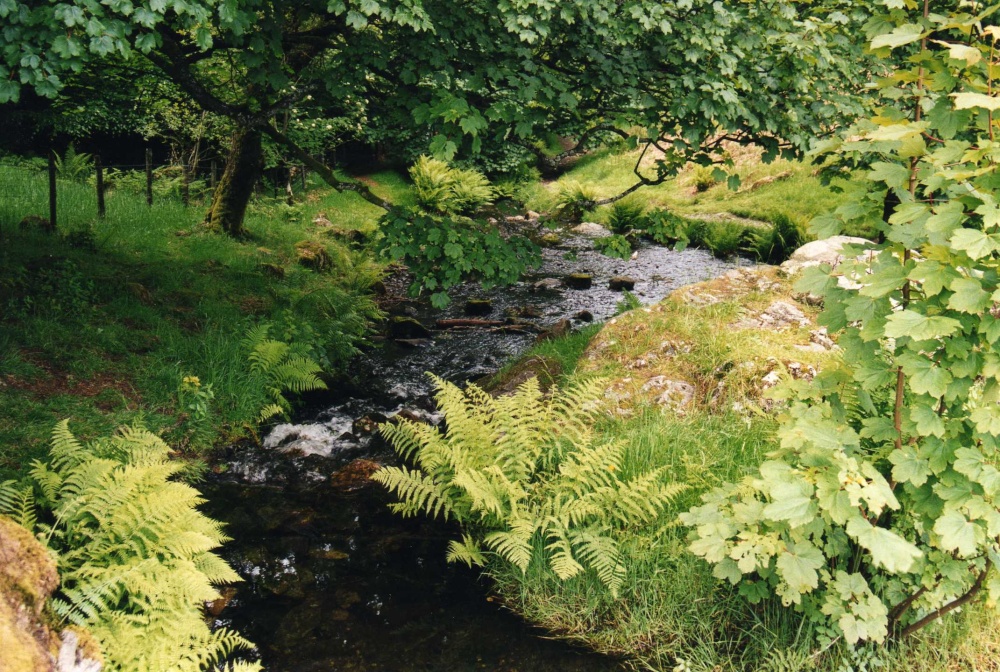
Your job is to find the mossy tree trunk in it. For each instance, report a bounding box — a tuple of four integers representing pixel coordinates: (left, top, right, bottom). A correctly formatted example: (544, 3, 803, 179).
(205, 126, 262, 236)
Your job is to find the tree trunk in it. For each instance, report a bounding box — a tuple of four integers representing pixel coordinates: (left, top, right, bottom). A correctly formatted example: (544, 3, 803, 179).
(206, 127, 262, 236)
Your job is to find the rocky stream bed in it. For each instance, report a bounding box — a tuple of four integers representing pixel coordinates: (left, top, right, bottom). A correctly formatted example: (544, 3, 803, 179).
(202, 229, 749, 671)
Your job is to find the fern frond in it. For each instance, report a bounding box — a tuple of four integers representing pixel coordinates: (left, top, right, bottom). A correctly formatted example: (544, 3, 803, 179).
(257, 403, 286, 423)
(371, 466, 455, 520)
(570, 527, 625, 596)
(484, 519, 536, 573)
(446, 534, 487, 568)
(0, 480, 37, 529)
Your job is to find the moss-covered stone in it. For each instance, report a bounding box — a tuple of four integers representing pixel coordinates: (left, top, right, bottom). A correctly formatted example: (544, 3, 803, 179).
(0, 515, 58, 671)
(295, 240, 333, 272)
(481, 355, 562, 397)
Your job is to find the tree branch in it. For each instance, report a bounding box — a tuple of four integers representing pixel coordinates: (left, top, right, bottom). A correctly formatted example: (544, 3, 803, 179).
(898, 566, 990, 638)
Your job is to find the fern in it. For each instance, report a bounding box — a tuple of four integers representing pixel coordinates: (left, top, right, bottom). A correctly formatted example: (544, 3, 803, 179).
(410, 155, 495, 215)
(374, 374, 688, 597)
(10, 421, 261, 672)
(242, 323, 327, 420)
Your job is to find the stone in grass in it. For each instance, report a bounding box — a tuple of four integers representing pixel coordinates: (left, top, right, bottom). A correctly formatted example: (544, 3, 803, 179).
(564, 273, 593, 290)
(465, 299, 493, 316)
(535, 318, 572, 343)
(18, 214, 54, 233)
(608, 276, 637, 291)
(295, 240, 332, 272)
(260, 262, 286, 279)
(387, 316, 433, 340)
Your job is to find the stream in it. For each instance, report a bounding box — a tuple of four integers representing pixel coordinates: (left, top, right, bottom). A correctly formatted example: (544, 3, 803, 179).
(203, 232, 746, 671)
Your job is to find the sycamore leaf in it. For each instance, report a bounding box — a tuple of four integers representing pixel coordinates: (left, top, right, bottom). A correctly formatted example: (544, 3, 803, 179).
(948, 277, 992, 313)
(883, 310, 962, 341)
(870, 23, 924, 50)
(845, 518, 922, 573)
(776, 543, 824, 593)
(934, 511, 980, 556)
(951, 228, 1000, 259)
(952, 92, 1000, 111)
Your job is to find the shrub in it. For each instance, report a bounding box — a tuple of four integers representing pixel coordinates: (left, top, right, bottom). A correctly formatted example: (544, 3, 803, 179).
(375, 375, 687, 597)
(410, 155, 494, 216)
(593, 233, 633, 260)
(54, 143, 93, 183)
(643, 209, 691, 249)
(0, 422, 260, 672)
(704, 221, 750, 259)
(748, 214, 804, 264)
(607, 199, 646, 234)
(554, 181, 597, 223)
(690, 165, 719, 192)
(683, 8, 1000, 650)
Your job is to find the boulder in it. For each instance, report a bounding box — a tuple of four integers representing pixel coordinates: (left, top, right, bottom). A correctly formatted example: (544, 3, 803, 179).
(564, 273, 593, 290)
(535, 318, 572, 343)
(387, 316, 433, 340)
(573, 310, 594, 322)
(481, 355, 562, 396)
(571, 222, 611, 237)
(295, 240, 332, 272)
(780, 236, 870, 275)
(464, 299, 493, 316)
(532, 278, 563, 292)
(608, 276, 637, 291)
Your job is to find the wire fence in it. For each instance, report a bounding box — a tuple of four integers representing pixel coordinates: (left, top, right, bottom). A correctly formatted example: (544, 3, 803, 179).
(32, 147, 310, 230)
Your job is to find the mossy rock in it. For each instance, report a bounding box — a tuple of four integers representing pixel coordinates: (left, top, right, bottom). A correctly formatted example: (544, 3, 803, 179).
(18, 215, 54, 233)
(464, 299, 493, 316)
(564, 273, 593, 290)
(481, 355, 562, 397)
(260, 262, 286, 279)
(295, 240, 333, 272)
(608, 276, 637, 291)
(0, 516, 58, 672)
(387, 316, 433, 340)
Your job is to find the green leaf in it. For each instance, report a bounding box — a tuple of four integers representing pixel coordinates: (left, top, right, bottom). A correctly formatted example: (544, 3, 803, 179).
(934, 511, 980, 556)
(868, 162, 911, 189)
(762, 482, 817, 528)
(951, 228, 1000, 259)
(883, 310, 962, 341)
(845, 518, 921, 573)
(776, 543, 824, 593)
(870, 23, 924, 49)
(947, 277, 991, 313)
(889, 446, 931, 487)
(952, 92, 1000, 111)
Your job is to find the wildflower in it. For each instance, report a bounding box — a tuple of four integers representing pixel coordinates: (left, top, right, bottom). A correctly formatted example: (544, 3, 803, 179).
(182, 375, 201, 387)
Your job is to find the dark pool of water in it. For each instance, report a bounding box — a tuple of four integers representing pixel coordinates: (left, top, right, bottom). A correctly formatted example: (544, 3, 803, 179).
(204, 235, 746, 670)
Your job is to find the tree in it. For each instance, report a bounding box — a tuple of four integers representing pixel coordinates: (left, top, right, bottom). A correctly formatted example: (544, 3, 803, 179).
(683, 0, 1000, 650)
(2, 1, 870, 232)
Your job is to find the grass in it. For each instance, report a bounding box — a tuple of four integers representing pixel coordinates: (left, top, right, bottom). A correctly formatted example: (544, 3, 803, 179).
(520, 143, 879, 239)
(480, 268, 1000, 671)
(0, 165, 394, 477)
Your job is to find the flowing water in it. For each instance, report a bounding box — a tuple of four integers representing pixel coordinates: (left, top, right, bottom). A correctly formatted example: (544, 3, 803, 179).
(203, 234, 746, 671)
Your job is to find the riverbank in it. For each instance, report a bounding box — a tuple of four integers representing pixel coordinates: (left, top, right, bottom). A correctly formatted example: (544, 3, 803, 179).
(480, 265, 1000, 671)
(0, 164, 399, 477)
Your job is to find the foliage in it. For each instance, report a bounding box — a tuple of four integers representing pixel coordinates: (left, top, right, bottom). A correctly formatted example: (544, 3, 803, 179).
(378, 210, 539, 308)
(374, 375, 687, 597)
(0, 422, 260, 672)
(690, 165, 721, 193)
(242, 324, 327, 422)
(703, 220, 749, 259)
(177, 375, 215, 452)
(593, 234, 633, 260)
(409, 155, 495, 216)
(614, 291, 642, 315)
(749, 215, 805, 265)
(642, 209, 692, 250)
(53, 143, 93, 183)
(554, 181, 597, 222)
(683, 3, 1000, 648)
(607, 199, 646, 234)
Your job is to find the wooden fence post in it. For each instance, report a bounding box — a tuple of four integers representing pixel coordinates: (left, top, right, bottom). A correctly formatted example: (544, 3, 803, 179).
(48, 150, 57, 230)
(145, 147, 153, 206)
(95, 155, 106, 218)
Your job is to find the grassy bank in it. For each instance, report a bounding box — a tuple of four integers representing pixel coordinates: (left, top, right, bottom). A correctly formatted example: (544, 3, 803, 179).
(479, 269, 1000, 671)
(0, 165, 402, 477)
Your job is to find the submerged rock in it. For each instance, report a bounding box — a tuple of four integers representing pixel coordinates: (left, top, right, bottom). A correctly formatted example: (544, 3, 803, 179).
(608, 276, 637, 291)
(464, 299, 493, 316)
(564, 273, 593, 290)
(532, 278, 563, 292)
(387, 316, 433, 340)
(573, 310, 594, 322)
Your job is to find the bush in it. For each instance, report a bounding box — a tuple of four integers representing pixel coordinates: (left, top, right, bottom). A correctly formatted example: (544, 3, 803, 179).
(704, 221, 750, 259)
(410, 155, 495, 216)
(0, 422, 260, 672)
(607, 199, 646, 234)
(554, 181, 597, 223)
(748, 214, 804, 264)
(690, 165, 719, 192)
(594, 233, 633, 260)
